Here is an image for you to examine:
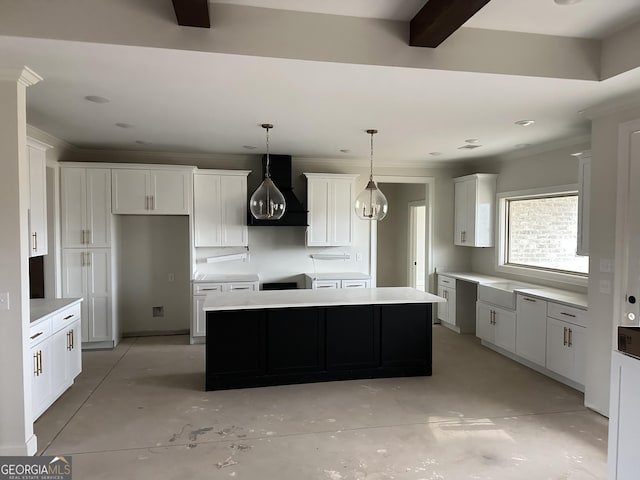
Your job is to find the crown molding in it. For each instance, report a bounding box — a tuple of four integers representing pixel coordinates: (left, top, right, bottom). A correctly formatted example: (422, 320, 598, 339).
(0, 66, 42, 86)
(581, 92, 640, 119)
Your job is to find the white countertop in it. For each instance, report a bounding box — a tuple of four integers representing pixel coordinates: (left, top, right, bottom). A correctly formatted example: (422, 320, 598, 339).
(30, 298, 83, 323)
(305, 272, 371, 281)
(204, 287, 445, 311)
(193, 273, 259, 283)
(439, 271, 588, 309)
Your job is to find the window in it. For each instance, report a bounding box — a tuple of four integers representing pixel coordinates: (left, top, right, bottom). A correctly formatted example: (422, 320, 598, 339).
(497, 186, 589, 283)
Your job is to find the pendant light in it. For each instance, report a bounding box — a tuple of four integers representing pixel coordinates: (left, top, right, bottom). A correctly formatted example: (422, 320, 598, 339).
(250, 123, 286, 220)
(355, 129, 388, 221)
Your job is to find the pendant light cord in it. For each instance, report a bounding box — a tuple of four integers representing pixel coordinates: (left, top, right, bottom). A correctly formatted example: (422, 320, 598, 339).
(369, 131, 374, 181)
(265, 125, 271, 178)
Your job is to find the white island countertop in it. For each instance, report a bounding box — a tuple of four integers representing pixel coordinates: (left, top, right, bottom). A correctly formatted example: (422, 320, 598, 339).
(204, 287, 445, 312)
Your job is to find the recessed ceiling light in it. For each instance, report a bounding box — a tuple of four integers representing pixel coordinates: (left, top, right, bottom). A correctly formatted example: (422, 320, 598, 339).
(339, 149, 351, 154)
(84, 95, 110, 104)
(515, 120, 535, 127)
(429, 152, 443, 156)
(135, 140, 151, 145)
(115, 122, 134, 129)
(458, 144, 482, 150)
(465, 139, 480, 144)
(554, 0, 582, 5)
(242, 145, 257, 150)
(516, 143, 531, 148)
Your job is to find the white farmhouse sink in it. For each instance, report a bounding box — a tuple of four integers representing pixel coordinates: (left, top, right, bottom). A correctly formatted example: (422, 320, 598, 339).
(478, 282, 528, 309)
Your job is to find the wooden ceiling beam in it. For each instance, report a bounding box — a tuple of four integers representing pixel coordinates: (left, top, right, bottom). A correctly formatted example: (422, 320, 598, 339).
(172, 0, 210, 28)
(410, 0, 492, 48)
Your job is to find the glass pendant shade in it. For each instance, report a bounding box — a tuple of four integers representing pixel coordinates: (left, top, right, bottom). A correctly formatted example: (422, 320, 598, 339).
(355, 179, 388, 221)
(355, 129, 388, 221)
(249, 123, 286, 220)
(250, 177, 286, 220)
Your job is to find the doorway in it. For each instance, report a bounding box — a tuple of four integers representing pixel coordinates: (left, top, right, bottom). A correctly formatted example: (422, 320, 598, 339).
(408, 202, 426, 291)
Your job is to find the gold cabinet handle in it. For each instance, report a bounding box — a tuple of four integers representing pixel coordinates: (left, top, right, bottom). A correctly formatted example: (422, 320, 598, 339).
(523, 297, 536, 303)
(563, 327, 568, 346)
(568, 328, 573, 347)
(71, 329, 74, 349)
(152, 195, 155, 210)
(32, 232, 37, 251)
(33, 351, 39, 375)
(560, 312, 576, 318)
(30, 331, 43, 340)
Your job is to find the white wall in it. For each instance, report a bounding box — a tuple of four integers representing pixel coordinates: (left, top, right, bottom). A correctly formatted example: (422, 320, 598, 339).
(115, 215, 191, 335)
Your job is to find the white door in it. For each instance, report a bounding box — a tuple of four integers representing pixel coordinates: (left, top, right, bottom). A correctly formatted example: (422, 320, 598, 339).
(86, 168, 111, 247)
(61, 167, 88, 248)
(86, 249, 112, 342)
(112, 169, 149, 214)
(408, 202, 426, 291)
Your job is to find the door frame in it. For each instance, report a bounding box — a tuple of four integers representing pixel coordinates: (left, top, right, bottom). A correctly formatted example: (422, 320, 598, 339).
(368, 176, 435, 293)
(407, 200, 426, 290)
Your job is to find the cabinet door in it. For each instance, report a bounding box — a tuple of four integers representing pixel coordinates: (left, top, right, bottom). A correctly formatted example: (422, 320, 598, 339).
(330, 179, 353, 246)
(267, 308, 324, 374)
(380, 304, 430, 370)
(494, 307, 516, 353)
(577, 156, 591, 256)
(86, 169, 111, 247)
(307, 178, 330, 246)
(570, 324, 586, 385)
(61, 250, 88, 341)
(516, 295, 547, 366)
(28, 144, 48, 257)
(150, 170, 191, 215)
(220, 174, 248, 246)
(476, 302, 494, 343)
(68, 318, 82, 380)
(61, 167, 88, 248)
(313, 280, 340, 289)
(326, 305, 379, 370)
(31, 341, 52, 420)
(437, 285, 449, 322)
(112, 169, 149, 214)
(454, 180, 470, 246)
(342, 280, 369, 289)
(86, 249, 112, 342)
(192, 296, 207, 337)
(50, 328, 70, 397)
(194, 174, 221, 247)
(546, 317, 574, 379)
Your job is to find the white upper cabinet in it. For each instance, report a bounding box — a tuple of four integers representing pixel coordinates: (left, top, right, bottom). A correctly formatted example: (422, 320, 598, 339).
(61, 167, 111, 248)
(112, 167, 192, 215)
(454, 174, 497, 247)
(304, 173, 357, 247)
(193, 170, 250, 247)
(577, 151, 591, 256)
(27, 138, 50, 257)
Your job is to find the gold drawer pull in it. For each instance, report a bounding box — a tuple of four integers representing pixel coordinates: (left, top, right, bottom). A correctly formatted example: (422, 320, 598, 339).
(30, 331, 43, 340)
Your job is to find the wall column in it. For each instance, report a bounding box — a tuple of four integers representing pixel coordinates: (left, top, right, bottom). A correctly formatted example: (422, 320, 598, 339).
(0, 67, 42, 455)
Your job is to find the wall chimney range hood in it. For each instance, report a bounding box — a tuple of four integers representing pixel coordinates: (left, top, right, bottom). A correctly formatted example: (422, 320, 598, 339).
(247, 155, 308, 226)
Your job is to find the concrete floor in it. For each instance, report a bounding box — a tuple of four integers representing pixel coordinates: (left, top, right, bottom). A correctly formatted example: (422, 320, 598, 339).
(34, 325, 608, 479)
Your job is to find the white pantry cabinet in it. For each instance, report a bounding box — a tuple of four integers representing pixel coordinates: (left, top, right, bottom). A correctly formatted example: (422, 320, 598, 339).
(454, 174, 497, 247)
(304, 173, 358, 247)
(476, 301, 516, 353)
(112, 167, 193, 215)
(193, 170, 250, 247)
(30, 301, 82, 420)
(62, 249, 113, 344)
(61, 167, 111, 248)
(27, 138, 50, 257)
(515, 294, 547, 366)
(577, 152, 591, 256)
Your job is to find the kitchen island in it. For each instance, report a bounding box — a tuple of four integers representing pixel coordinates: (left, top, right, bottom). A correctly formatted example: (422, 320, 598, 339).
(204, 287, 445, 390)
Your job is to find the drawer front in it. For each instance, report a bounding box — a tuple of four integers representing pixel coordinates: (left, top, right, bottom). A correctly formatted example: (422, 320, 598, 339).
(29, 318, 52, 347)
(547, 302, 587, 327)
(226, 282, 258, 292)
(438, 275, 455, 288)
(313, 280, 340, 289)
(193, 283, 223, 295)
(342, 280, 369, 289)
(52, 303, 82, 333)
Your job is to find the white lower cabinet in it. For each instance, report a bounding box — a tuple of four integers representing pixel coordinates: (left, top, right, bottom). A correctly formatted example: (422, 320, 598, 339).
(546, 317, 586, 385)
(30, 302, 83, 421)
(191, 281, 258, 342)
(476, 301, 516, 353)
(304, 274, 371, 289)
(515, 295, 547, 366)
(437, 275, 456, 329)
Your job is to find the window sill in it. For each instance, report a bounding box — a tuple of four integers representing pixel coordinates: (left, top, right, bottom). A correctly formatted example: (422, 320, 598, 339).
(495, 263, 588, 288)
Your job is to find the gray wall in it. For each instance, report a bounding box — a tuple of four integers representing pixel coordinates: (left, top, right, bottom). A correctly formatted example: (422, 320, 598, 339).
(377, 183, 426, 287)
(115, 215, 190, 335)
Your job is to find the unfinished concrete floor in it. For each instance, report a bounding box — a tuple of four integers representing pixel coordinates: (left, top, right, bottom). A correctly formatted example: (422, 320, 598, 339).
(34, 325, 608, 479)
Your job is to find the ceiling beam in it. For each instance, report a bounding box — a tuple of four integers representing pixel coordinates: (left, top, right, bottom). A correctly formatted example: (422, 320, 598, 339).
(171, 0, 210, 28)
(410, 0, 492, 48)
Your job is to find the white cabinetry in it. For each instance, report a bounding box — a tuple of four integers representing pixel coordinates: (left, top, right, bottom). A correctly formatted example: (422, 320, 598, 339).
(476, 301, 516, 353)
(191, 280, 258, 342)
(454, 174, 497, 247)
(577, 152, 591, 256)
(61, 167, 111, 248)
(515, 294, 547, 366)
(27, 138, 50, 257)
(30, 301, 82, 420)
(437, 275, 457, 329)
(112, 167, 192, 215)
(546, 303, 586, 385)
(304, 274, 371, 290)
(304, 173, 357, 246)
(193, 170, 250, 247)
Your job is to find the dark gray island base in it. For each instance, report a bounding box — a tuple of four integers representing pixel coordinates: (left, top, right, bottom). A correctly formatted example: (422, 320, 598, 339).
(205, 301, 433, 391)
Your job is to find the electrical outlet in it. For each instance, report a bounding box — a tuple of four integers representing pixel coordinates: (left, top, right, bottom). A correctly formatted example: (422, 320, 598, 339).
(152, 306, 164, 317)
(356, 252, 362, 262)
(0, 292, 9, 311)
